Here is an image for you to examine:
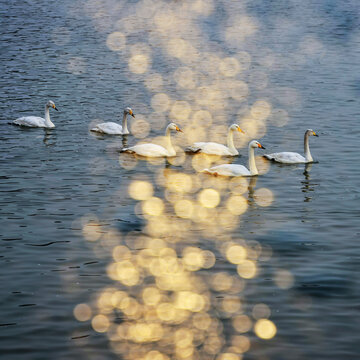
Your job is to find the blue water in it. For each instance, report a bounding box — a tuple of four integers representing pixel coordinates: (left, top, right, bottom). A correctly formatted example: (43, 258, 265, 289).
(1, 0, 360, 359)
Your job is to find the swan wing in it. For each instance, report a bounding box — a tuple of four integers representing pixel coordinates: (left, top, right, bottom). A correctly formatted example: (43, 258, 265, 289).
(187, 142, 232, 155)
(13, 116, 46, 127)
(264, 152, 306, 164)
(91, 122, 123, 134)
(124, 143, 169, 157)
(204, 164, 251, 177)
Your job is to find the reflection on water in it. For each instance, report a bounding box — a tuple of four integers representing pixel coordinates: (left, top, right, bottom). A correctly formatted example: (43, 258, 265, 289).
(302, 163, 318, 203)
(1, 0, 360, 359)
(76, 161, 276, 359)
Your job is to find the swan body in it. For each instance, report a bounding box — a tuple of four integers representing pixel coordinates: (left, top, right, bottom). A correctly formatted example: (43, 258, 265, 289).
(91, 107, 134, 135)
(185, 124, 244, 155)
(264, 129, 318, 164)
(13, 100, 58, 128)
(203, 140, 265, 177)
(121, 123, 182, 157)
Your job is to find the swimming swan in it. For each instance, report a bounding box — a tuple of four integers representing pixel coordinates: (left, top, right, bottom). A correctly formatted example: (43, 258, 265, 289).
(91, 107, 135, 135)
(185, 124, 245, 156)
(13, 100, 59, 128)
(264, 129, 318, 164)
(121, 123, 183, 157)
(203, 140, 265, 176)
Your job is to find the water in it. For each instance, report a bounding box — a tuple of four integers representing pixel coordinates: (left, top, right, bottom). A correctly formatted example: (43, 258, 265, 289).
(1, 0, 360, 359)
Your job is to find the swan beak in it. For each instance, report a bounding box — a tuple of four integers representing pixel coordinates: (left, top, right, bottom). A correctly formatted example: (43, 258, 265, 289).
(313, 131, 318, 137)
(176, 126, 183, 133)
(129, 110, 135, 118)
(237, 127, 245, 134)
(54, 106, 59, 111)
(258, 143, 265, 149)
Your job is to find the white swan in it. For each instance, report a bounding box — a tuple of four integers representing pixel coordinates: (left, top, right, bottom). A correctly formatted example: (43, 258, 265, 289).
(13, 100, 59, 128)
(91, 107, 135, 135)
(185, 124, 245, 156)
(121, 123, 183, 157)
(203, 140, 265, 177)
(264, 129, 318, 164)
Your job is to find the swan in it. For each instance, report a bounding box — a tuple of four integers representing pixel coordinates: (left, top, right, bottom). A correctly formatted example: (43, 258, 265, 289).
(13, 100, 59, 128)
(91, 107, 135, 135)
(121, 123, 183, 157)
(185, 124, 245, 156)
(203, 140, 265, 177)
(263, 129, 318, 164)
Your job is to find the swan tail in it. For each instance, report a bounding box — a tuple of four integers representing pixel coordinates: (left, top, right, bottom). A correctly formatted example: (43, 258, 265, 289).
(263, 154, 275, 161)
(185, 146, 201, 154)
(120, 148, 135, 154)
(201, 168, 218, 176)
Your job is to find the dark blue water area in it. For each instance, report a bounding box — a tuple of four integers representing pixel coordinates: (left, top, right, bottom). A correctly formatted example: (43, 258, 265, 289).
(1, 0, 360, 359)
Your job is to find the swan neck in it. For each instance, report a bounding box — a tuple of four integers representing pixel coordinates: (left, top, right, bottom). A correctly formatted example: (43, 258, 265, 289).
(304, 132, 313, 162)
(165, 126, 176, 156)
(248, 144, 258, 175)
(44, 105, 54, 128)
(122, 112, 129, 134)
(227, 129, 238, 154)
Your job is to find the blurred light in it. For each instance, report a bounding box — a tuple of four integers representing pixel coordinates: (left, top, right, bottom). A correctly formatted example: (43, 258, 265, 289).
(269, 108, 289, 127)
(106, 31, 126, 51)
(274, 269, 294, 289)
(183, 247, 204, 271)
(151, 93, 171, 112)
(231, 335, 250, 353)
(252, 303, 271, 319)
(74, 303, 92, 321)
(226, 245, 247, 264)
(229, 177, 248, 195)
(131, 117, 151, 139)
(170, 101, 191, 121)
(166, 173, 193, 193)
(129, 180, 154, 200)
(233, 315, 252, 333)
(221, 297, 242, 314)
(142, 197, 164, 216)
(113, 245, 131, 262)
(201, 250, 216, 269)
(174, 67, 197, 89)
(254, 188, 274, 207)
(129, 54, 150, 74)
(174, 199, 194, 219)
(219, 57, 241, 77)
(142, 287, 162, 306)
(92, 314, 110, 333)
(212, 272, 233, 292)
(250, 100, 271, 121)
(254, 319, 277, 340)
(198, 188, 220, 208)
(82, 216, 101, 242)
(226, 195, 248, 215)
(237, 260, 257, 279)
(192, 110, 213, 127)
(216, 353, 240, 360)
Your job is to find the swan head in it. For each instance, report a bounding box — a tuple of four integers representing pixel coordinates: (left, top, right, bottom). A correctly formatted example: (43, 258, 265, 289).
(306, 129, 318, 137)
(167, 122, 183, 132)
(250, 140, 265, 149)
(229, 124, 245, 133)
(124, 107, 135, 118)
(46, 100, 58, 111)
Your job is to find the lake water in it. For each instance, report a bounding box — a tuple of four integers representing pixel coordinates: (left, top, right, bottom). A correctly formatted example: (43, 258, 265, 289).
(1, 0, 360, 359)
